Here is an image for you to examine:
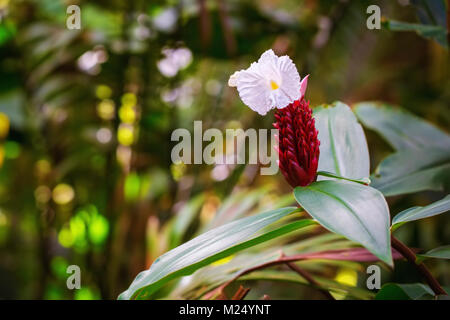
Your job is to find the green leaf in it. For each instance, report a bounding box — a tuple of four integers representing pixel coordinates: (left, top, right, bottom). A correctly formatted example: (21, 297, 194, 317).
(313, 102, 370, 181)
(354, 103, 450, 196)
(239, 270, 374, 300)
(416, 245, 450, 262)
(354, 102, 450, 152)
(203, 187, 270, 231)
(294, 180, 392, 266)
(371, 150, 450, 196)
(411, 0, 447, 29)
(0, 21, 16, 46)
(392, 195, 450, 226)
(375, 283, 435, 300)
(317, 171, 370, 185)
(82, 5, 122, 37)
(168, 194, 205, 248)
(0, 90, 26, 129)
(382, 20, 448, 48)
(118, 207, 314, 299)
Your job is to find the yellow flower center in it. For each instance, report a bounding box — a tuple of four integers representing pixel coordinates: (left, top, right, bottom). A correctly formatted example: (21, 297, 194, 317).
(270, 80, 279, 90)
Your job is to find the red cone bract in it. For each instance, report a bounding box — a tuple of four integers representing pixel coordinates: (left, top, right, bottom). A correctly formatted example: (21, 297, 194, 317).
(274, 97, 320, 188)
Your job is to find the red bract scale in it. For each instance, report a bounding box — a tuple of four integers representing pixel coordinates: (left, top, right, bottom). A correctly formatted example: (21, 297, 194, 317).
(273, 97, 320, 188)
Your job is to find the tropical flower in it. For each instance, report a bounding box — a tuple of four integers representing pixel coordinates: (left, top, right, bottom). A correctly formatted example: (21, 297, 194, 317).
(274, 98, 320, 187)
(228, 49, 319, 187)
(228, 49, 309, 115)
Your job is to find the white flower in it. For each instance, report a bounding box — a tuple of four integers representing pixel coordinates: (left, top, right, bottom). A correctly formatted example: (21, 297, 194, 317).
(157, 47, 193, 78)
(228, 49, 308, 115)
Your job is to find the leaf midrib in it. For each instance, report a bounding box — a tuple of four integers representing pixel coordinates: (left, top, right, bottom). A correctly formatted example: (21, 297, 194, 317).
(131, 218, 314, 299)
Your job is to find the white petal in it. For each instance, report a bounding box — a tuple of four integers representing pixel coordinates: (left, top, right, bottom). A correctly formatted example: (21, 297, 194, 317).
(275, 55, 301, 109)
(235, 68, 272, 115)
(258, 49, 277, 64)
(272, 89, 292, 111)
(229, 49, 303, 115)
(228, 71, 240, 87)
(257, 49, 282, 86)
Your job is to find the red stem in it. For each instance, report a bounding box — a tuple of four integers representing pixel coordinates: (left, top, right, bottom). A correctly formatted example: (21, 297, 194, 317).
(391, 236, 447, 296)
(286, 262, 335, 300)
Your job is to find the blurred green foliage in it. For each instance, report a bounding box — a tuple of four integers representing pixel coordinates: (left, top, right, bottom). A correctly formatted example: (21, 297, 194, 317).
(0, 0, 448, 299)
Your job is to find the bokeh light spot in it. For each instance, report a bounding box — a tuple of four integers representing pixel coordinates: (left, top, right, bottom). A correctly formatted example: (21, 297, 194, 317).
(50, 256, 69, 279)
(34, 185, 52, 204)
(170, 161, 186, 181)
(121, 93, 137, 107)
(119, 105, 136, 124)
(74, 287, 100, 300)
(96, 100, 115, 120)
(117, 124, 134, 146)
(124, 172, 141, 201)
(0, 112, 9, 139)
(58, 227, 74, 248)
(88, 214, 109, 245)
(4, 141, 20, 159)
(52, 184, 75, 205)
(95, 85, 112, 99)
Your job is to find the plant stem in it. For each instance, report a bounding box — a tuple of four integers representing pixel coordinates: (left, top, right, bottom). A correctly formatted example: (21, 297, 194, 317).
(204, 247, 404, 300)
(286, 262, 335, 300)
(391, 236, 447, 296)
(231, 286, 250, 300)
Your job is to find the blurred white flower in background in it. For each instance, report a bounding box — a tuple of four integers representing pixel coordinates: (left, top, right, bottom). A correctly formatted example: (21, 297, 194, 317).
(161, 78, 200, 109)
(157, 47, 193, 78)
(96, 128, 112, 144)
(205, 79, 222, 96)
(152, 7, 178, 33)
(313, 16, 332, 49)
(228, 49, 308, 116)
(211, 164, 230, 181)
(77, 46, 108, 75)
